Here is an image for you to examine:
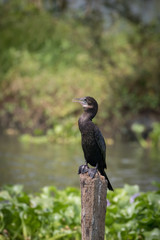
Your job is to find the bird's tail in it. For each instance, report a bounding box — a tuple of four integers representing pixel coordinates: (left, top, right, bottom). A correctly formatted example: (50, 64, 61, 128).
(99, 168, 114, 191)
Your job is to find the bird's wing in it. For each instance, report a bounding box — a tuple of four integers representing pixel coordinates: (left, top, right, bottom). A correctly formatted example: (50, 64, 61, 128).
(94, 126, 107, 168)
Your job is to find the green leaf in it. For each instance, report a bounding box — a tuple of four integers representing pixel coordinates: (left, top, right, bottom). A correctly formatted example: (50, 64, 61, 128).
(0, 191, 12, 201)
(143, 228, 160, 240)
(124, 184, 139, 195)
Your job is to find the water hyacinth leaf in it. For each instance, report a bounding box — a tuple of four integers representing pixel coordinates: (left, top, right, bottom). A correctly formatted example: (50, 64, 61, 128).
(0, 191, 12, 201)
(143, 228, 160, 240)
(41, 186, 58, 196)
(124, 184, 139, 195)
(147, 193, 160, 206)
(0, 212, 4, 232)
(0, 185, 160, 239)
(3, 185, 23, 195)
(48, 230, 79, 240)
(17, 192, 30, 205)
(65, 187, 80, 195)
(125, 204, 137, 218)
(131, 123, 145, 133)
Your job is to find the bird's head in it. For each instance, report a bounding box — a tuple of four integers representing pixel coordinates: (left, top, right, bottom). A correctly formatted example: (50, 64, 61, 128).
(72, 96, 98, 118)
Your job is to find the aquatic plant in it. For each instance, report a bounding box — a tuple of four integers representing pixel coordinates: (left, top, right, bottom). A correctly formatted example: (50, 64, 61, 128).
(131, 122, 160, 150)
(0, 184, 160, 240)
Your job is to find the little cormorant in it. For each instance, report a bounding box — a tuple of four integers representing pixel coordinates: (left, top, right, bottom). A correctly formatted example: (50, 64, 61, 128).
(73, 96, 113, 191)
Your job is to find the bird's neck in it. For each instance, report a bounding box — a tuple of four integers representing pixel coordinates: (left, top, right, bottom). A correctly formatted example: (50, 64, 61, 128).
(79, 112, 93, 123)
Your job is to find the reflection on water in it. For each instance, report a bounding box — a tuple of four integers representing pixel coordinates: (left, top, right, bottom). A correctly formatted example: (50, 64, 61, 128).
(0, 135, 159, 192)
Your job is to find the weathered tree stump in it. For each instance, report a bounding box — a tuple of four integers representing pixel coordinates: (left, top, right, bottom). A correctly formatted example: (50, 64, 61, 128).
(80, 172, 107, 240)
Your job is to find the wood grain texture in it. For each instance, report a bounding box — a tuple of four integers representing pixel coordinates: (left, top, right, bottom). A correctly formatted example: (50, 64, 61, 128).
(80, 172, 107, 240)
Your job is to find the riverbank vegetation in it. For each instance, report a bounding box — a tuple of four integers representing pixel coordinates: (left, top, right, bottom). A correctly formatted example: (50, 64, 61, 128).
(0, 184, 160, 240)
(0, 0, 160, 147)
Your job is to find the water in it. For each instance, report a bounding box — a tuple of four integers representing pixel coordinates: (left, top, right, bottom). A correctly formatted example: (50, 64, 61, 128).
(0, 135, 160, 192)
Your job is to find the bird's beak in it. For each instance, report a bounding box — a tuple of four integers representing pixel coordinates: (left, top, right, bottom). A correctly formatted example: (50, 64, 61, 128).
(72, 98, 93, 108)
(72, 98, 85, 104)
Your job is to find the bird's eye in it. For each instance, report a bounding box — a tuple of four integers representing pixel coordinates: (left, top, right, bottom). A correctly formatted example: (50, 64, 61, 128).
(83, 98, 87, 103)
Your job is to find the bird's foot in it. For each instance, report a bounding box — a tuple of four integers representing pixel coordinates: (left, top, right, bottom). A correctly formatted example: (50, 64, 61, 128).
(78, 164, 89, 174)
(88, 168, 98, 179)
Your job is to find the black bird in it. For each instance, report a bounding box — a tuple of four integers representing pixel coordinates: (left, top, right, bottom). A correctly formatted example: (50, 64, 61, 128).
(73, 96, 113, 191)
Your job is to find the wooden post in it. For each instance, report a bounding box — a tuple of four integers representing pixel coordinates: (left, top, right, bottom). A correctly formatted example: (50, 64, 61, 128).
(80, 172, 107, 240)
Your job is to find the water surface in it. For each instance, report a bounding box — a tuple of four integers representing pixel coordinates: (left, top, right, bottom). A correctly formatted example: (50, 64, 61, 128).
(0, 135, 159, 192)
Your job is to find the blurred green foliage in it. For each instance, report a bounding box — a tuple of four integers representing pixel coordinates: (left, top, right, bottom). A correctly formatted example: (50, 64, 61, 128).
(131, 122, 160, 149)
(20, 117, 80, 144)
(150, 123, 160, 149)
(0, 184, 160, 240)
(0, 0, 159, 140)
